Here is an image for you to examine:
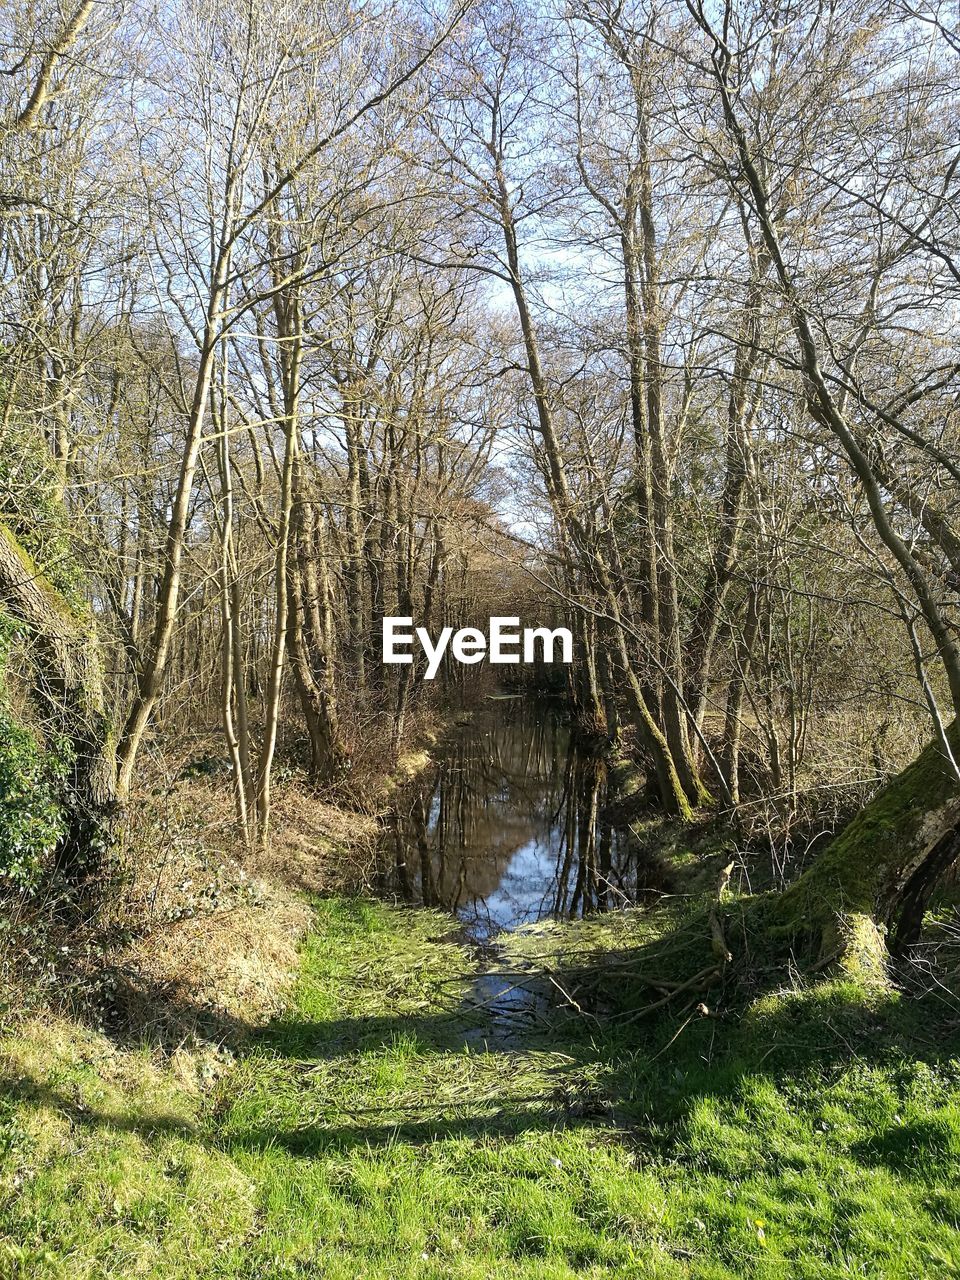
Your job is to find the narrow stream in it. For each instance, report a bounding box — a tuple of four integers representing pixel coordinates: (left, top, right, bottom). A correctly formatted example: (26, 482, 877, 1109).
(376, 696, 666, 943)
(374, 696, 668, 1042)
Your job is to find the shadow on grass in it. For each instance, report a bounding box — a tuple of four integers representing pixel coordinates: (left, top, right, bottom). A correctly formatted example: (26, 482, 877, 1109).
(0, 1070, 196, 1140)
(852, 1117, 960, 1177)
(214, 1084, 615, 1158)
(6, 898, 960, 1170)
(5, 966, 960, 1170)
(0, 1031, 606, 1159)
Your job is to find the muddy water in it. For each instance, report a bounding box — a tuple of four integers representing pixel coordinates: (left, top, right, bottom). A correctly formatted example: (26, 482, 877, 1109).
(376, 697, 663, 945)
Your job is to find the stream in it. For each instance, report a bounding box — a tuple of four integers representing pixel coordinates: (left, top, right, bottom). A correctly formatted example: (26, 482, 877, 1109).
(377, 696, 665, 942)
(374, 696, 666, 1039)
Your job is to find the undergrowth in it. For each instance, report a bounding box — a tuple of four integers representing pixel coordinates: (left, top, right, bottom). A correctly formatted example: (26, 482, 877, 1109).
(0, 897, 958, 1278)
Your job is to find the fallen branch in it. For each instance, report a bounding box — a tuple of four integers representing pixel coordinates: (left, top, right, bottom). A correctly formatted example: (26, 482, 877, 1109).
(620, 964, 722, 1024)
(709, 860, 736, 965)
(709, 909, 733, 965)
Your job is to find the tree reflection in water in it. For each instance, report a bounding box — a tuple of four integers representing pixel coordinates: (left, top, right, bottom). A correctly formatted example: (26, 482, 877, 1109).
(378, 699, 667, 941)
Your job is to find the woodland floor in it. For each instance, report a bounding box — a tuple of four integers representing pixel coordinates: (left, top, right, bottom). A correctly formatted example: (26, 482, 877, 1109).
(1, 892, 960, 1278)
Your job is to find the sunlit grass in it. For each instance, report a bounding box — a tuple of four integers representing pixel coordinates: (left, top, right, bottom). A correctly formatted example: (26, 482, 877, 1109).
(1, 897, 959, 1277)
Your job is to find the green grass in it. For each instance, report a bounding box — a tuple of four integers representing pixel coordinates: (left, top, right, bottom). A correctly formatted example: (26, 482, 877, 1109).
(1, 897, 960, 1277)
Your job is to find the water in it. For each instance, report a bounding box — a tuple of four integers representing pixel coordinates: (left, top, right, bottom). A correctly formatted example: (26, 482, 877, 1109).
(376, 697, 665, 944)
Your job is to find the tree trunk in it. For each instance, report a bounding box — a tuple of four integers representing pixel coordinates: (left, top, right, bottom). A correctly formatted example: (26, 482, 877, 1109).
(772, 721, 960, 980)
(286, 472, 345, 784)
(493, 161, 696, 814)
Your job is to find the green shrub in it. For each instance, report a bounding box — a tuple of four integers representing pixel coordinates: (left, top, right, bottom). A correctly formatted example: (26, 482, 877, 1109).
(0, 705, 68, 890)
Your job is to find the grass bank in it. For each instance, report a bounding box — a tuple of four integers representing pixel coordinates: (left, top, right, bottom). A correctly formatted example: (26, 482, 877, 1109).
(2, 896, 960, 1277)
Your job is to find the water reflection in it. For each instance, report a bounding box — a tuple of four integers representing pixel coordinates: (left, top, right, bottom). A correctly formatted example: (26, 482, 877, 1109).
(378, 698, 665, 941)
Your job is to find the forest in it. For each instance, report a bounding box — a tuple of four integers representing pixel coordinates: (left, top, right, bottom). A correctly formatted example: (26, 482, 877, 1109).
(1, 0, 960, 1275)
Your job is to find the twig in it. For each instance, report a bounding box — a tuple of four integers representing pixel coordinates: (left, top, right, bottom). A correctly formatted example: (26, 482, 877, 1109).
(620, 965, 721, 1024)
(546, 972, 596, 1020)
(650, 1001, 712, 1061)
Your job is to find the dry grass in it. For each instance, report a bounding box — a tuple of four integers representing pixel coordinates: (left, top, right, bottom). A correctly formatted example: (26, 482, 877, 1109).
(99, 770, 322, 1045)
(264, 784, 379, 895)
(111, 890, 313, 1043)
(95, 716, 440, 1046)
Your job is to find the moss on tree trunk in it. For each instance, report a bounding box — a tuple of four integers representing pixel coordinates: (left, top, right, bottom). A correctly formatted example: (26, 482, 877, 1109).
(771, 721, 960, 981)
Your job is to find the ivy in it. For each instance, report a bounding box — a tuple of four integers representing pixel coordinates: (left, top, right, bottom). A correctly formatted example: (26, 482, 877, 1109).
(0, 420, 84, 603)
(0, 611, 70, 891)
(0, 708, 69, 890)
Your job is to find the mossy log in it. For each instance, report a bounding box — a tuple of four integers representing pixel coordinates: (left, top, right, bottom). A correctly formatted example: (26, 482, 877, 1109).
(771, 720, 960, 981)
(0, 522, 116, 890)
